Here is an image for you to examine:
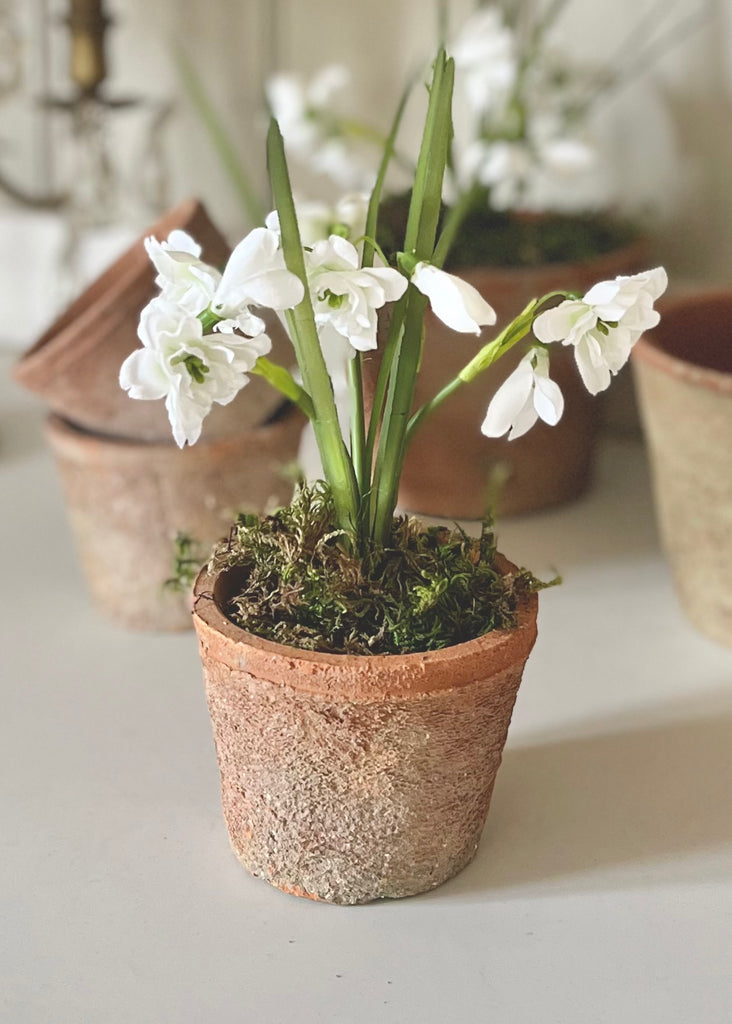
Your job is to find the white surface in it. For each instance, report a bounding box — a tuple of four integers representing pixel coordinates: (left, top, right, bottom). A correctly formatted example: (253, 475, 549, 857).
(1, 354, 731, 1024)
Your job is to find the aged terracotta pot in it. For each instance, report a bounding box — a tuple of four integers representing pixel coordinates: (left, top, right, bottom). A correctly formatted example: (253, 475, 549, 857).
(47, 408, 304, 631)
(365, 239, 647, 519)
(632, 291, 732, 647)
(193, 557, 538, 904)
(13, 197, 288, 441)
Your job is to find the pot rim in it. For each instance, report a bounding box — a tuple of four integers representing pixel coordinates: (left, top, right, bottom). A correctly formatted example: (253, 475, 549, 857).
(45, 407, 304, 459)
(632, 290, 732, 394)
(192, 554, 539, 700)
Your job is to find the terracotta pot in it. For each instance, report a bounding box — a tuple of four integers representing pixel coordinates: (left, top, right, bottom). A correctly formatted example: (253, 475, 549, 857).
(193, 558, 538, 904)
(47, 408, 304, 631)
(632, 291, 732, 647)
(13, 198, 289, 441)
(365, 239, 647, 519)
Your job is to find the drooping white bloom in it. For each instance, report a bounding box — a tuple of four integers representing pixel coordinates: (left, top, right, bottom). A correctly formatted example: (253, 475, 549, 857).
(533, 267, 668, 395)
(450, 6, 517, 115)
(212, 227, 304, 337)
(144, 230, 221, 316)
(306, 235, 407, 352)
(265, 192, 369, 247)
(481, 347, 564, 440)
(120, 297, 271, 447)
(459, 139, 533, 210)
(411, 263, 497, 335)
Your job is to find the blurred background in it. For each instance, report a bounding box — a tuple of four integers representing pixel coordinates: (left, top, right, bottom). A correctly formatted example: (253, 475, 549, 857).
(0, 0, 729, 352)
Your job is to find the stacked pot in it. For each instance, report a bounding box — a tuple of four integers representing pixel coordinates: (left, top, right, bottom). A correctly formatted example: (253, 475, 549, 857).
(14, 199, 302, 630)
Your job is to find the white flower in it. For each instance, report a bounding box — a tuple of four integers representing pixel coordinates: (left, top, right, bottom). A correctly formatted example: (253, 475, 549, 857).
(120, 298, 271, 447)
(411, 263, 497, 335)
(481, 347, 564, 440)
(265, 193, 369, 248)
(451, 7, 517, 115)
(212, 227, 304, 337)
(533, 267, 668, 395)
(306, 235, 407, 352)
(459, 139, 533, 210)
(144, 230, 221, 316)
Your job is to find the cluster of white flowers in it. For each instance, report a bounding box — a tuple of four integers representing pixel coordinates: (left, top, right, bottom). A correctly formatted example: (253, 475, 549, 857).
(482, 267, 668, 439)
(120, 229, 303, 446)
(121, 210, 498, 447)
(450, 6, 601, 211)
(266, 66, 374, 191)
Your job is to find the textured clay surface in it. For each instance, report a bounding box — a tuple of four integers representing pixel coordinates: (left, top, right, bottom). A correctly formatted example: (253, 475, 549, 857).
(364, 241, 647, 519)
(193, 562, 538, 903)
(47, 410, 303, 631)
(633, 292, 732, 647)
(14, 198, 288, 441)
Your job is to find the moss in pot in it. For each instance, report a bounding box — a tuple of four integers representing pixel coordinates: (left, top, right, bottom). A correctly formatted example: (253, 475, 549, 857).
(122, 49, 667, 902)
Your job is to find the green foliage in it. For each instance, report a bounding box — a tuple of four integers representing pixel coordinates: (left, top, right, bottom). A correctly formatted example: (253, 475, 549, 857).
(378, 190, 640, 270)
(209, 483, 553, 656)
(165, 533, 206, 593)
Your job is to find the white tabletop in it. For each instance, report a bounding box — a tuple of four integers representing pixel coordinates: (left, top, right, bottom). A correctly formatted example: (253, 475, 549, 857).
(2, 353, 731, 1024)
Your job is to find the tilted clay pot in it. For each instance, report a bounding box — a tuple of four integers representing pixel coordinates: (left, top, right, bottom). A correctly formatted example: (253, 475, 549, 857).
(365, 239, 647, 519)
(47, 408, 304, 631)
(632, 291, 732, 647)
(14, 198, 289, 441)
(193, 557, 538, 904)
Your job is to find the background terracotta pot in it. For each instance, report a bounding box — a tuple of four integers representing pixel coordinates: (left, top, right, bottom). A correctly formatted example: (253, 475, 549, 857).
(632, 291, 732, 647)
(13, 198, 290, 441)
(47, 408, 304, 631)
(193, 559, 538, 904)
(365, 239, 647, 519)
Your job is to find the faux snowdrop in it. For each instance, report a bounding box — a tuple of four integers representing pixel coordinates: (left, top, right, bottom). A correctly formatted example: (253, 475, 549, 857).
(409, 262, 497, 335)
(144, 230, 221, 316)
(533, 267, 668, 394)
(120, 298, 272, 447)
(450, 6, 517, 115)
(481, 347, 564, 440)
(265, 192, 369, 248)
(307, 234, 407, 352)
(212, 227, 304, 337)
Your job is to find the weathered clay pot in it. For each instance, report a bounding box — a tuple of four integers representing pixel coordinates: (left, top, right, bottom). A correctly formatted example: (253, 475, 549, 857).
(632, 291, 732, 647)
(13, 198, 288, 441)
(47, 408, 304, 631)
(366, 239, 647, 519)
(193, 558, 538, 904)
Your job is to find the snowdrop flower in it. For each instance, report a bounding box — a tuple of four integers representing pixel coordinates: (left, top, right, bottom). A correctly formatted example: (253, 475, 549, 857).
(306, 235, 407, 352)
(266, 65, 348, 155)
(120, 297, 271, 447)
(533, 268, 668, 395)
(410, 263, 497, 335)
(265, 193, 369, 247)
(450, 6, 517, 115)
(481, 347, 564, 440)
(459, 139, 533, 210)
(144, 230, 221, 316)
(212, 227, 304, 337)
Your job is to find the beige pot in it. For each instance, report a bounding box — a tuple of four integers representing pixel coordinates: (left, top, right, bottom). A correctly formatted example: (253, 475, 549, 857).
(47, 409, 304, 631)
(365, 239, 647, 519)
(14, 198, 288, 441)
(632, 291, 732, 647)
(193, 558, 538, 904)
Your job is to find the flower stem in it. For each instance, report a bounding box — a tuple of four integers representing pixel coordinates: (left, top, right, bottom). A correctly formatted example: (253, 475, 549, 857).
(267, 119, 359, 537)
(370, 50, 455, 544)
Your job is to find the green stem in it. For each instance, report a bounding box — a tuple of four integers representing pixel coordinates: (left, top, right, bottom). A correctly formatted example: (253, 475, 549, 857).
(431, 181, 481, 269)
(267, 119, 359, 536)
(249, 357, 315, 420)
(371, 50, 455, 543)
(347, 355, 367, 499)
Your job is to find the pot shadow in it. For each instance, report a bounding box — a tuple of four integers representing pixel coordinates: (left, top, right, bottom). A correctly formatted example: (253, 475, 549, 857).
(438, 692, 732, 898)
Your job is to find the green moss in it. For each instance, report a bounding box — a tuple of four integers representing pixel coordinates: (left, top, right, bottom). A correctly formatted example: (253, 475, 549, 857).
(377, 190, 639, 270)
(208, 483, 555, 656)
